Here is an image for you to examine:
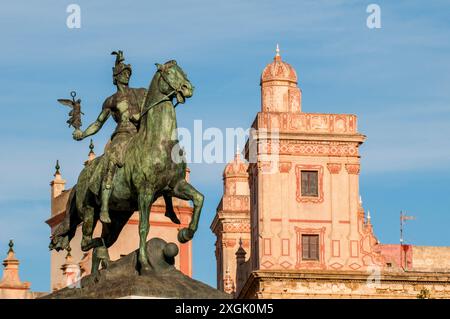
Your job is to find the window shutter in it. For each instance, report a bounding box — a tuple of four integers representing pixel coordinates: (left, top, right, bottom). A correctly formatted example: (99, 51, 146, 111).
(301, 170, 319, 197)
(302, 235, 309, 259)
(310, 171, 318, 196)
(310, 235, 319, 260)
(301, 235, 320, 261)
(301, 171, 309, 196)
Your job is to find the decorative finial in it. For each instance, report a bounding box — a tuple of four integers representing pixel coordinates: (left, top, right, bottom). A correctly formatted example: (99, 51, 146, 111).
(276, 44, 280, 57)
(89, 139, 94, 154)
(54, 160, 61, 176)
(239, 237, 243, 247)
(235, 145, 241, 159)
(8, 240, 14, 253)
(359, 195, 362, 205)
(85, 139, 96, 164)
(367, 210, 371, 223)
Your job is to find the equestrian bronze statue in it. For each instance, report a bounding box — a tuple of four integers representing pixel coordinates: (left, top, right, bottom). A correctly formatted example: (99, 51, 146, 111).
(50, 52, 204, 276)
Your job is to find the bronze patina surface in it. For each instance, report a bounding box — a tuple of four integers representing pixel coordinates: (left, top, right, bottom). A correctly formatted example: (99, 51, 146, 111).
(50, 52, 204, 280)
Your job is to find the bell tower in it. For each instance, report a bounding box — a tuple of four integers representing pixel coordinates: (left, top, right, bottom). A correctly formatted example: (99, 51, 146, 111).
(246, 46, 382, 273)
(211, 149, 251, 294)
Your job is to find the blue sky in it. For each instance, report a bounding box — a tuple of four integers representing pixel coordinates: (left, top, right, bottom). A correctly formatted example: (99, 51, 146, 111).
(1, 0, 450, 293)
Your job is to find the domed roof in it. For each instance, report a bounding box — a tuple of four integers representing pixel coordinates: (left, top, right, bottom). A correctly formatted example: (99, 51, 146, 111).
(223, 148, 248, 178)
(261, 44, 298, 84)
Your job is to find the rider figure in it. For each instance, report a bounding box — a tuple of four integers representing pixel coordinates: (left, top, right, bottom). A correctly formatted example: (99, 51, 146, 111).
(73, 51, 144, 223)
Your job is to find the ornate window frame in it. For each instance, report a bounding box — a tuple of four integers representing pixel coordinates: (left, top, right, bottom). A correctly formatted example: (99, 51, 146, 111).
(295, 226, 326, 269)
(295, 164, 324, 203)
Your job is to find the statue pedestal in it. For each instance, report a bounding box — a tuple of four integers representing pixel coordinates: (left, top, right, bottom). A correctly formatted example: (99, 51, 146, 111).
(42, 238, 229, 299)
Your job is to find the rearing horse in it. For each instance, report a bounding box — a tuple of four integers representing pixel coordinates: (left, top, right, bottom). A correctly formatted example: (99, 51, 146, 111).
(50, 60, 203, 275)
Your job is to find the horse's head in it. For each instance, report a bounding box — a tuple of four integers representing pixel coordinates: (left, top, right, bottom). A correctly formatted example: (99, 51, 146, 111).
(155, 60, 194, 104)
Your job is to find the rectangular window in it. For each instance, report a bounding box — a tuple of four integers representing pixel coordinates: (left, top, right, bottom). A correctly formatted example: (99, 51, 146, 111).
(302, 234, 319, 261)
(301, 170, 318, 197)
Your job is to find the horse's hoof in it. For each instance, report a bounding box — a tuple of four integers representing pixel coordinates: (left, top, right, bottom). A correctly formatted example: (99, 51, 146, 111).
(178, 228, 194, 243)
(50, 236, 69, 252)
(165, 211, 181, 224)
(100, 213, 111, 224)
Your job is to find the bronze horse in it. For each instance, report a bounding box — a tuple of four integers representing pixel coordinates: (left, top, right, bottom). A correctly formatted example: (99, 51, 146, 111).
(50, 60, 203, 275)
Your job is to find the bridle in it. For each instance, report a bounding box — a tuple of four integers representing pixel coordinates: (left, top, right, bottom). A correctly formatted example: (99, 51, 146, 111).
(140, 65, 184, 117)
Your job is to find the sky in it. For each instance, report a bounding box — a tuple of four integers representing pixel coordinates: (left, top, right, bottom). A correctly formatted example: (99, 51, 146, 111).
(0, 0, 450, 293)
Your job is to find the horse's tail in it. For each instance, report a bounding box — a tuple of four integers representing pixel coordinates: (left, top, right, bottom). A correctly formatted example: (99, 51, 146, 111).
(49, 185, 81, 251)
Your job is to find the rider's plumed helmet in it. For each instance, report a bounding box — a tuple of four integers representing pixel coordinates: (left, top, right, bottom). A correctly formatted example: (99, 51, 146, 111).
(111, 50, 132, 85)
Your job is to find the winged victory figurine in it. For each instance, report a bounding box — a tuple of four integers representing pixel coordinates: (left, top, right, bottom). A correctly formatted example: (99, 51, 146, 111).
(57, 91, 84, 131)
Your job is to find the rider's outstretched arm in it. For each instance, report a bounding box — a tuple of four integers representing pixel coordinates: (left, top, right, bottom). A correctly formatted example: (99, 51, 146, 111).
(82, 109, 110, 138)
(81, 101, 111, 139)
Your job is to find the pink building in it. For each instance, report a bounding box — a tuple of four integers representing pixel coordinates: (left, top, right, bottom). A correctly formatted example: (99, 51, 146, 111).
(212, 47, 450, 299)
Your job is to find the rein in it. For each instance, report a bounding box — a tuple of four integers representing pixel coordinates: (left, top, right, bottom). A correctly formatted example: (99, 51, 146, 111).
(140, 68, 181, 117)
(140, 89, 175, 117)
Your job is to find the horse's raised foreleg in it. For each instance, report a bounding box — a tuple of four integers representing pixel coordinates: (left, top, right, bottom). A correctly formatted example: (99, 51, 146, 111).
(172, 180, 204, 243)
(138, 192, 154, 275)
